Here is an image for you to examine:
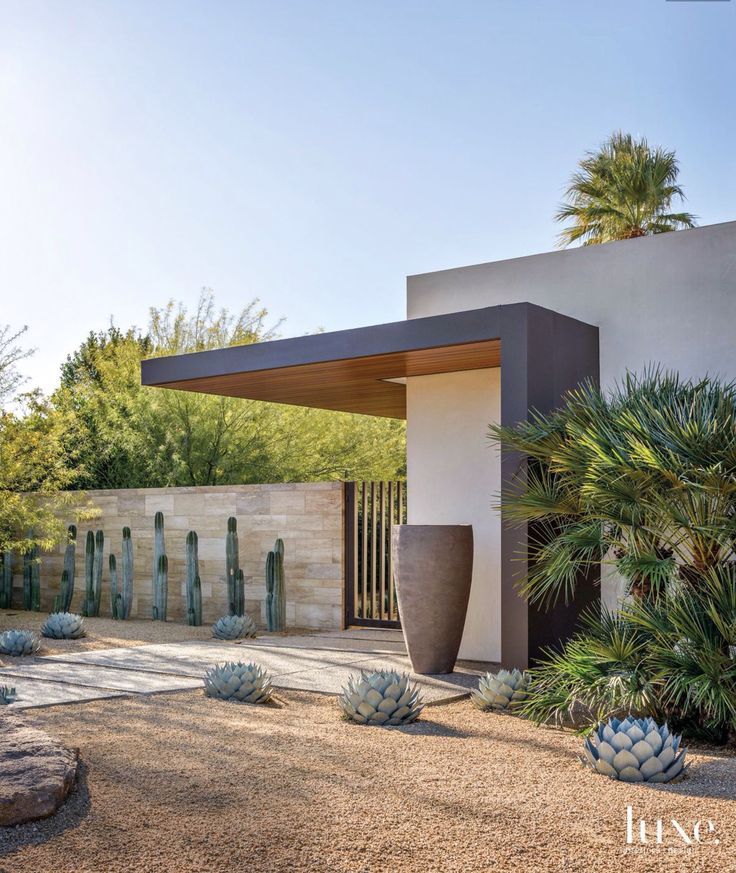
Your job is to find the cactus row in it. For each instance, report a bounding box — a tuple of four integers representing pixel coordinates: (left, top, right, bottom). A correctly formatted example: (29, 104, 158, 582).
(8, 516, 277, 628)
(265, 537, 285, 632)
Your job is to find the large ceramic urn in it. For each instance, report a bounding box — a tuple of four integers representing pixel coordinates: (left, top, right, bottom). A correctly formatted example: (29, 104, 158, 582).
(391, 524, 473, 674)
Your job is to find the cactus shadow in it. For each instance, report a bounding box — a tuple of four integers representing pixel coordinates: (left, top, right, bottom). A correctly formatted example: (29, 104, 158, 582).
(0, 759, 91, 857)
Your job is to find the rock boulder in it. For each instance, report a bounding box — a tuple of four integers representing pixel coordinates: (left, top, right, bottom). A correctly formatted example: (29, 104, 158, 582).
(0, 714, 78, 826)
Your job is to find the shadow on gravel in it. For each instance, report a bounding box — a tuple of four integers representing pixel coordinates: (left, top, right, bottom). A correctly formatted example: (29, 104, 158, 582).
(0, 760, 91, 857)
(385, 721, 474, 739)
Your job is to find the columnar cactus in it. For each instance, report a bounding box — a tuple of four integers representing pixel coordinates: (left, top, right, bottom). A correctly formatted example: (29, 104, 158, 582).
(265, 538, 285, 631)
(55, 570, 70, 615)
(82, 530, 105, 617)
(152, 512, 167, 621)
(1, 550, 13, 609)
(226, 517, 245, 617)
(109, 554, 119, 618)
(93, 530, 104, 616)
(153, 555, 168, 621)
(120, 526, 134, 620)
(82, 530, 95, 616)
(23, 543, 40, 612)
(55, 525, 76, 613)
(22, 549, 31, 611)
(186, 531, 202, 626)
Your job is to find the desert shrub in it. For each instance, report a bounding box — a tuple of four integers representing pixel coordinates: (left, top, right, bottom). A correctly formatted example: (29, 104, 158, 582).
(494, 371, 736, 743)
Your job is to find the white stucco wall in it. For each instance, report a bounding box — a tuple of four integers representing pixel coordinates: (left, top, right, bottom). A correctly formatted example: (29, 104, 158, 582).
(404, 222, 736, 651)
(406, 368, 501, 661)
(407, 221, 736, 386)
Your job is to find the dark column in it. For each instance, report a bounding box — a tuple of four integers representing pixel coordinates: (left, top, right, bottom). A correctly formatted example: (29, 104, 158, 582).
(499, 303, 600, 668)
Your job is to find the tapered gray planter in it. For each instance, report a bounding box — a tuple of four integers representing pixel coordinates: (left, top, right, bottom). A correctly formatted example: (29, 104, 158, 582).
(391, 524, 473, 674)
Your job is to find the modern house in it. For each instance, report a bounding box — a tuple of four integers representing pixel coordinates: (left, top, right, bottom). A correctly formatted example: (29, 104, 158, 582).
(142, 220, 736, 668)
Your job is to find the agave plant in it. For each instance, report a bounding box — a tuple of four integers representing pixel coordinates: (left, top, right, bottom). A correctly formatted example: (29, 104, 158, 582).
(338, 670, 424, 726)
(582, 717, 688, 783)
(204, 661, 273, 704)
(212, 614, 256, 641)
(0, 685, 17, 705)
(41, 612, 86, 640)
(471, 668, 529, 712)
(0, 629, 40, 656)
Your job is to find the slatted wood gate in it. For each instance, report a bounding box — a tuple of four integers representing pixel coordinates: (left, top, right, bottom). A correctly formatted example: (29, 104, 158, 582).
(344, 481, 406, 628)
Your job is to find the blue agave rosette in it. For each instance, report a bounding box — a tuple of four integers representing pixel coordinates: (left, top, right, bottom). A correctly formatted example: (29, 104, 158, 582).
(583, 716, 688, 783)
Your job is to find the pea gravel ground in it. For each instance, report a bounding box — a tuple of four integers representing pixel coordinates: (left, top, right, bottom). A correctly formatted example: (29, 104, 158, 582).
(0, 612, 298, 656)
(1, 689, 734, 873)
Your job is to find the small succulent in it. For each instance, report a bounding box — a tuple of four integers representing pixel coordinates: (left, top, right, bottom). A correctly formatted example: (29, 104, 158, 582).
(338, 670, 424, 726)
(41, 611, 86, 640)
(582, 716, 688, 783)
(0, 629, 41, 656)
(0, 685, 17, 705)
(204, 661, 273, 704)
(212, 613, 257, 640)
(471, 668, 529, 712)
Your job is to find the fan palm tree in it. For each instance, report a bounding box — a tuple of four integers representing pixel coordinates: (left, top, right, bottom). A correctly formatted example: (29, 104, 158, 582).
(555, 132, 696, 247)
(493, 372, 736, 740)
(491, 370, 736, 608)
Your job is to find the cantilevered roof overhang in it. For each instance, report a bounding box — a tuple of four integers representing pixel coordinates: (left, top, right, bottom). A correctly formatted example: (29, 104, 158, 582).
(141, 301, 601, 667)
(140, 302, 598, 421)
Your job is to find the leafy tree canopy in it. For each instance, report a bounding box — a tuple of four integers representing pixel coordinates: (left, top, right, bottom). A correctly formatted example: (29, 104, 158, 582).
(53, 289, 406, 489)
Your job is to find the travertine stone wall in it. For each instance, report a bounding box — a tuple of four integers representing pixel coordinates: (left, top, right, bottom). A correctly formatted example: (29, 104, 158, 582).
(23, 483, 344, 629)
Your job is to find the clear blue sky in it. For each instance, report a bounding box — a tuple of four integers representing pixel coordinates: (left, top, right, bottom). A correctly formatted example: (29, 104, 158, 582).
(1, 0, 734, 391)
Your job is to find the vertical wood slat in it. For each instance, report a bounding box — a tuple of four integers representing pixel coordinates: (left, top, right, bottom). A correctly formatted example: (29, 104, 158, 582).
(343, 482, 357, 630)
(345, 480, 405, 628)
(378, 481, 386, 621)
(351, 482, 359, 627)
(387, 481, 395, 621)
(370, 481, 377, 620)
(361, 481, 368, 619)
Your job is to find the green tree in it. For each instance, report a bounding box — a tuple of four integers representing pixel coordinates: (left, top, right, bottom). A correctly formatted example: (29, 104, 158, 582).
(54, 289, 406, 488)
(0, 395, 95, 553)
(0, 324, 34, 407)
(555, 131, 696, 247)
(0, 325, 93, 553)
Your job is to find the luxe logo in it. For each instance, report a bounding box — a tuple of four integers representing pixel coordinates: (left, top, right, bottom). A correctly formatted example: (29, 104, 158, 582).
(626, 806, 720, 846)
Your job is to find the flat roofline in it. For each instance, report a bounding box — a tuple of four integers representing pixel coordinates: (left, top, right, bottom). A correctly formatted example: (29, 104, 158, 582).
(142, 304, 510, 387)
(407, 220, 736, 282)
(141, 302, 597, 419)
